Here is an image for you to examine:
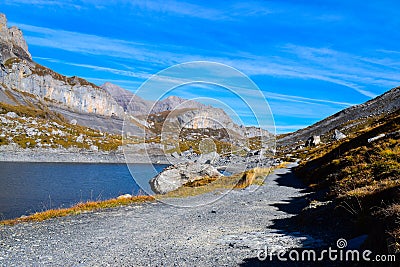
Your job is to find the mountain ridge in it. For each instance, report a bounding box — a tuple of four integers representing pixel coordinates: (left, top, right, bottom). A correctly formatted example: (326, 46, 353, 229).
(278, 86, 400, 146)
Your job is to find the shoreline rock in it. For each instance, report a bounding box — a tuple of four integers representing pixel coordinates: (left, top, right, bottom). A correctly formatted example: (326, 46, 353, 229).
(149, 162, 222, 194)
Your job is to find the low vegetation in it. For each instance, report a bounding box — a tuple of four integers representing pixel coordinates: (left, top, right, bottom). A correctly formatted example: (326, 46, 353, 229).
(295, 110, 400, 253)
(0, 102, 123, 151)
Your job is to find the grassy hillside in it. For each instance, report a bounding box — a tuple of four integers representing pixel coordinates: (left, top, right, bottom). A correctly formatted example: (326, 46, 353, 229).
(0, 102, 123, 151)
(294, 109, 399, 253)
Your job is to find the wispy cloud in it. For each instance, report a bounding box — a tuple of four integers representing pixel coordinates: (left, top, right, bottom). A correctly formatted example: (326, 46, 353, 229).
(6, 0, 274, 20)
(16, 23, 399, 99)
(4, 0, 83, 9)
(275, 125, 311, 130)
(264, 92, 355, 107)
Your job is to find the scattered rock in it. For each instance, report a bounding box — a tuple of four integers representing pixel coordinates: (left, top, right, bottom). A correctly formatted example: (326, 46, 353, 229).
(70, 119, 77, 125)
(367, 134, 385, 143)
(5, 112, 18, 118)
(333, 129, 346, 141)
(117, 194, 132, 199)
(90, 145, 98, 152)
(196, 151, 220, 164)
(76, 134, 84, 143)
(247, 150, 260, 157)
(305, 200, 332, 210)
(170, 152, 180, 159)
(305, 135, 321, 147)
(51, 129, 65, 137)
(0, 116, 10, 123)
(26, 127, 37, 137)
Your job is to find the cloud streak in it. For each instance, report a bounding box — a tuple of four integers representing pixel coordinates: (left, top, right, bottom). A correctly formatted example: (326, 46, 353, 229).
(19, 21, 400, 100)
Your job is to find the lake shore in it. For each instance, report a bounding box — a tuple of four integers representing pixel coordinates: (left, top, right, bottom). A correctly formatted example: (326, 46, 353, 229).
(0, 147, 170, 164)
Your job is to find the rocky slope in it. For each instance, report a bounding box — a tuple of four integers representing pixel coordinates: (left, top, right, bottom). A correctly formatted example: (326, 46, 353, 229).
(101, 82, 152, 115)
(0, 14, 31, 62)
(103, 82, 254, 137)
(278, 86, 400, 146)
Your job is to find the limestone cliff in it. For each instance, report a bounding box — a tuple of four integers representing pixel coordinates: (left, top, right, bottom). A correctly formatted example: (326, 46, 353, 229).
(0, 14, 125, 119)
(0, 14, 31, 62)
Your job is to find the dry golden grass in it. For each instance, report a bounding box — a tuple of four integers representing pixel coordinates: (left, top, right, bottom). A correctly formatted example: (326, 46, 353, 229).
(234, 171, 256, 189)
(344, 179, 400, 198)
(0, 195, 154, 226)
(183, 176, 219, 187)
(294, 111, 400, 253)
(160, 167, 275, 199)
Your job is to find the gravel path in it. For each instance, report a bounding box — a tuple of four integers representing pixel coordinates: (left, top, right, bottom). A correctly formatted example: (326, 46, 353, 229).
(0, 163, 326, 266)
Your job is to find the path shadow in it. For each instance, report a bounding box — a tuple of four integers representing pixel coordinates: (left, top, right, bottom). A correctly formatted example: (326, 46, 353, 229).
(239, 165, 361, 267)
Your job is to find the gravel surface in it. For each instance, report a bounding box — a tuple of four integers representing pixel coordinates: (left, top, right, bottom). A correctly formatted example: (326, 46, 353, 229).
(0, 163, 326, 266)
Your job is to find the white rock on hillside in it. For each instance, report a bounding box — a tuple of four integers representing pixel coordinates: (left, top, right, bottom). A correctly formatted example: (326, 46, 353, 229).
(5, 112, 18, 118)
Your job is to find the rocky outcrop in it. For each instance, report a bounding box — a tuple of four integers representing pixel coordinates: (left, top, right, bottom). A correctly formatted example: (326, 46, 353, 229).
(305, 135, 321, 147)
(149, 162, 222, 194)
(0, 14, 125, 120)
(0, 14, 31, 62)
(333, 129, 346, 141)
(1, 62, 125, 118)
(102, 82, 271, 138)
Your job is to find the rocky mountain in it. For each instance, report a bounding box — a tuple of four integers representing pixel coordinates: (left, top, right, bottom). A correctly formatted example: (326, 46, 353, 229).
(0, 12, 270, 148)
(278, 86, 400, 146)
(101, 82, 152, 115)
(102, 81, 268, 138)
(0, 14, 127, 134)
(151, 95, 206, 114)
(102, 83, 206, 117)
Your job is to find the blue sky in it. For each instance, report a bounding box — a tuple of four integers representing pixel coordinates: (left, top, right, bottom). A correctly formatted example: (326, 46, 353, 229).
(1, 0, 400, 133)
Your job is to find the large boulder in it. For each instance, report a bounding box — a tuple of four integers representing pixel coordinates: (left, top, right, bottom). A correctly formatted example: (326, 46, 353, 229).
(149, 162, 222, 194)
(333, 129, 346, 141)
(305, 135, 321, 147)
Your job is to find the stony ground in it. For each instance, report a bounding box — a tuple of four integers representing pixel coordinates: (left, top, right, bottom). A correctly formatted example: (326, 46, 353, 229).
(0, 164, 326, 266)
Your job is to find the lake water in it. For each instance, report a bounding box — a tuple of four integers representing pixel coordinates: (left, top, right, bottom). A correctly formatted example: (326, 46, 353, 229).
(0, 162, 168, 220)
